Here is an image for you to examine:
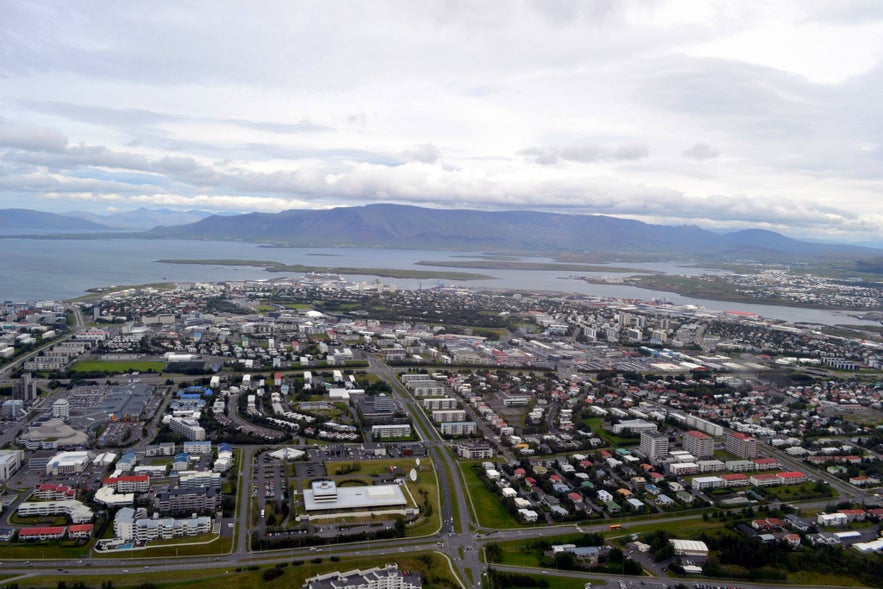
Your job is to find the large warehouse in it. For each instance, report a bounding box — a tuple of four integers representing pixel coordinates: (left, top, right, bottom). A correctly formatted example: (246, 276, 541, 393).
(669, 539, 709, 557)
(302, 480, 408, 512)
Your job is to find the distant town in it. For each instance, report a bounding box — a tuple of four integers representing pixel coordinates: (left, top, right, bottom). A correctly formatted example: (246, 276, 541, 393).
(1, 274, 883, 589)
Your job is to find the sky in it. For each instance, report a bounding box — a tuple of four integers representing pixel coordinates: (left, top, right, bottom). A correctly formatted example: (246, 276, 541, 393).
(2, 0, 883, 244)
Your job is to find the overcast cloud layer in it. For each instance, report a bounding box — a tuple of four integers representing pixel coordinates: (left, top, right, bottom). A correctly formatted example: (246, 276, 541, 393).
(2, 0, 883, 243)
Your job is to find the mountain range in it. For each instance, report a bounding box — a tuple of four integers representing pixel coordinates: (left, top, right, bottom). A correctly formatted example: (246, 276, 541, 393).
(0, 209, 111, 231)
(64, 207, 218, 229)
(147, 203, 880, 262)
(3, 204, 880, 263)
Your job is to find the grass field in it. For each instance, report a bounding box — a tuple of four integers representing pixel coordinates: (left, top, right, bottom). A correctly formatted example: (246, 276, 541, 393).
(494, 533, 583, 567)
(0, 540, 94, 559)
(581, 418, 639, 447)
(758, 481, 836, 501)
(71, 359, 166, 373)
(95, 536, 233, 559)
(460, 462, 521, 529)
(21, 551, 457, 589)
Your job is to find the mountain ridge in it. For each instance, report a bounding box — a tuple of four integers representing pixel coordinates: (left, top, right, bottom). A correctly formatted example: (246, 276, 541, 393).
(0, 209, 111, 231)
(145, 203, 881, 261)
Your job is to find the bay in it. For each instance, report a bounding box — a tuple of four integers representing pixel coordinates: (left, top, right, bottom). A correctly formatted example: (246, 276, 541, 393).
(0, 237, 871, 326)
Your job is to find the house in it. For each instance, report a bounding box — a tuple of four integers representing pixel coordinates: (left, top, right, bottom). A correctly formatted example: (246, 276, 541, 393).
(783, 533, 801, 548)
(751, 518, 783, 531)
(518, 508, 538, 522)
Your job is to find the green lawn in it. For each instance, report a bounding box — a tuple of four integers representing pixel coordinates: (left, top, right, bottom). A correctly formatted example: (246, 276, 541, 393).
(758, 481, 836, 501)
(492, 532, 593, 567)
(0, 540, 94, 559)
(581, 418, 639, 447)
(22, 551, 457, 589)
(71, 360, 166, 373)
(95, 536, 232, 558)
(460, 462, 521, 529)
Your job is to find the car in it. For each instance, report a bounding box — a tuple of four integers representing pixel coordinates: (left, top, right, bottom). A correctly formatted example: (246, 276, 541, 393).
(122, 569, 129, 573)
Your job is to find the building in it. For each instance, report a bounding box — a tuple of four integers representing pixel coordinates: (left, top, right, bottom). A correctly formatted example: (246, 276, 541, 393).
(18, 419, 88, 450)
(93, 486, 135, 507)
(455, 441, 494, 459)
(103, 475, 150, 493)
(33, 483, 78, 500)
(304, 564, 421, 589)
(183, 440, 212, 454)
(178, 470, 222, 490)
(51, 398, 70, 419)
(13, 373, 37, 402)
(682, 430, 714, 459)
(153, 488, 220, 514)
(439, 421, 478, 436)
(817, 513, 848, 527)
(692, 476, 725, 490)
(612, 419, 657, 435)
(68, 523, 94, 539)
(302, 480, 408, 512)
(421, 397, 458, 410)
(1, 399, 25, 419)
(168, 417, 206, 441)
(133, 516, 212, 542)
(0, 449, 24, 481)
(17, 500, 93, 523)
(18, 526, 67, 541)
(726, 432, 759, 459)
(431, 409, 467, 423)
(639, 431, 669, 461)
(669, 539, 709, 557)
(45, 451, 91, 475)
(371, 424, 412, 439)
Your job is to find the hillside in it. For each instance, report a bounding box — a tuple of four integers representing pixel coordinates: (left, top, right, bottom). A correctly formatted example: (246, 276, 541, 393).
(147, 203, 881, 261)
(0, 209, 111, 231)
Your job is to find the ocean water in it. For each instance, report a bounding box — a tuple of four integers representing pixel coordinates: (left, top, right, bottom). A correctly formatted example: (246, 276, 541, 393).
(0, 237, 870, 326)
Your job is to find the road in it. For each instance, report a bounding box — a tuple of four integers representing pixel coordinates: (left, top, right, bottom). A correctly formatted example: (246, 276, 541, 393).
(369, 356, 486, 588)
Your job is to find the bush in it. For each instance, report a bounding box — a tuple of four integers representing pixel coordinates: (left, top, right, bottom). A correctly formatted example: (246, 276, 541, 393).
(262, 567, 284, 581)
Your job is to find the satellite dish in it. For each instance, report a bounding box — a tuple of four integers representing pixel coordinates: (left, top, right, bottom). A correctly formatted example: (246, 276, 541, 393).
(409, 468, 417, 482)
(415, 458, 421, 467)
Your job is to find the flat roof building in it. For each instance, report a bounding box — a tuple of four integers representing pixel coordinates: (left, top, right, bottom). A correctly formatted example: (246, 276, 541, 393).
(682, 430, 714, 459)
(639, 431, 669, 461)
(726, 432, 759, 459)
(302, 481, 408, 512)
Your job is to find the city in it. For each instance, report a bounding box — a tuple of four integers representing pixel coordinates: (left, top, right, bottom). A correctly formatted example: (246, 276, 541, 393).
(1, 275, 882, 588)
(3, 3, 883, 588)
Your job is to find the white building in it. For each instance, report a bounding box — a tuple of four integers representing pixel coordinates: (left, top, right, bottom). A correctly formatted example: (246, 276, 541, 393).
(51, 398, 71, 419)
(46, 451, 91, 475)
(0, 449, 24, 481)
(168, 417, 206, 441)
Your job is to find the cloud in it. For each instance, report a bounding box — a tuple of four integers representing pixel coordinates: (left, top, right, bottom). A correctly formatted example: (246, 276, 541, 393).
(1, 2, 883, 244)
(403, 143, 440, 164)
(521, 142, 649, 165)
(682, 142, 719, 160)
(26, 101, 332, 136)
(0, 119, 68, 152)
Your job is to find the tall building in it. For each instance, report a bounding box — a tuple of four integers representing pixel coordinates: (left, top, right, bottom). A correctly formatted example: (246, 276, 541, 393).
(682, 430, 714, 459)
(640, 431, 669, 461)
(726, 432, 759, 459)
(13, 373, 37, 402)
